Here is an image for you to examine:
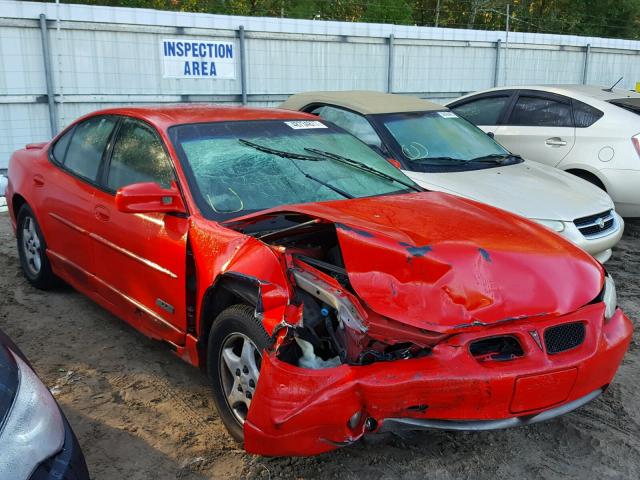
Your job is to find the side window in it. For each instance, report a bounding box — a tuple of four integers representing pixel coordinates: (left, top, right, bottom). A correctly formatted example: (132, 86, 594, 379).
(106, 119, 175, 191)
(311, 105, 382, 147)
(51, 128, 73, 164)
(450, 96, 511, 125)
(63, 117, 117, 181)
(573, 100, 603, 128)
(507, 96, 573, 127)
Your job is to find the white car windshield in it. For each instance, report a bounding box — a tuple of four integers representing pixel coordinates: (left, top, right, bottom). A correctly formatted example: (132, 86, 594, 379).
(372, 111, 521, 172)
(170, 119, 419, 220)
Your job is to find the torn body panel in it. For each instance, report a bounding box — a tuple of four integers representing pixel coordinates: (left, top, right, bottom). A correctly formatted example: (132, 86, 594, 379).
(220, 197, 629, 456)
(245, 304, 632, 456)
(186, 194, 620, 456)
(228, 192, 604, 334)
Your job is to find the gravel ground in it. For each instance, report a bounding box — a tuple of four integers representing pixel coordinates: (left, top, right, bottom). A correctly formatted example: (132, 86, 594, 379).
(1, 211, 639, 479)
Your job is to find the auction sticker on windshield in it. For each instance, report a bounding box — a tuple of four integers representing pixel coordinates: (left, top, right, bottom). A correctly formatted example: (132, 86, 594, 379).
(438, 111, 458, 118)
(284, 121, 328, 129)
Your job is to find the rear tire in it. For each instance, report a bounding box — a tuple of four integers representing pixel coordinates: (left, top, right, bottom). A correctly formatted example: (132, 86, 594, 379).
(16, 204, 58, 290)
(207, 304, 271, 443)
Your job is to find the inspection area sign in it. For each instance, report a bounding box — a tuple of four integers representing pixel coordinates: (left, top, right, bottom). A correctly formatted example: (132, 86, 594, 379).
(161, 39, 236, 79)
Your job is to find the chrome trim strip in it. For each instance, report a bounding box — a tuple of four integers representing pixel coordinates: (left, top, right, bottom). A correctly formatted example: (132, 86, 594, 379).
(379, 388, 603, 433)
(47, 250, 183, 337)
(89, 233, 178, 279)
(49, 213, 177, 279)
(48, 212, 87, 234)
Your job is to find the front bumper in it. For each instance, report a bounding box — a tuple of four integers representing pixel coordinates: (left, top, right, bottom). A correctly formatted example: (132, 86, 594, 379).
(29, 412, 90, 480)
(380, 387, 603, 433)
(244, 303, 632, 456)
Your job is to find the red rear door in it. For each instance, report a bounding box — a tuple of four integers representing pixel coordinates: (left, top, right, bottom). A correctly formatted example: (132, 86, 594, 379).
(39, 116, 118, 288)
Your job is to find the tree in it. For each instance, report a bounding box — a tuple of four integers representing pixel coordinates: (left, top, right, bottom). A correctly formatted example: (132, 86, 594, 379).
(46, 0, 640, 40)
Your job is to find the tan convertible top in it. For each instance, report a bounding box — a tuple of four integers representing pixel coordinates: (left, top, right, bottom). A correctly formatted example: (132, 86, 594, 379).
(280, 90, 445, 115)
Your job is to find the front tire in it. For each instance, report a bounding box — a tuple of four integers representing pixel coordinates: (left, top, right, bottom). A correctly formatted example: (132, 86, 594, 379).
(16, 204, 58, 290)
(207, 304, 271, 443)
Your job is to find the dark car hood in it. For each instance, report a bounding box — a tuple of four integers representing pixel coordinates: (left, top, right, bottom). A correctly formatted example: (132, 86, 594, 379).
(232, 192, 604, 333)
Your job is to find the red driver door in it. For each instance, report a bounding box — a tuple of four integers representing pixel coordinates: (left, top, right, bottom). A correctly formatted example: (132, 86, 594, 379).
(90, 117, 188, 346)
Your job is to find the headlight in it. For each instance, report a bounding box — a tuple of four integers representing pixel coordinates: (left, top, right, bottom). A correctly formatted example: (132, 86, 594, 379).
(0, 351, 65, 479)
(532, 218, 565, 233)
(603, 274, 617, 320)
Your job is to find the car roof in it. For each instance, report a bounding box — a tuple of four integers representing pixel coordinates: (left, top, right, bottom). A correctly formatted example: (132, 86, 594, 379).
(81, 104, 316, 130)
(281, 91, 445, 115)
(448, 84, 640, 105)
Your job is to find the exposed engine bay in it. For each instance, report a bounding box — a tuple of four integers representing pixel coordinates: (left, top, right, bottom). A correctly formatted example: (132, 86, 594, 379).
(230, 213, 442, 368)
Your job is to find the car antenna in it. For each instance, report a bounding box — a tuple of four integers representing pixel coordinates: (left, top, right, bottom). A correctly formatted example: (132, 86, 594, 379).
(603, 76, 623, 92)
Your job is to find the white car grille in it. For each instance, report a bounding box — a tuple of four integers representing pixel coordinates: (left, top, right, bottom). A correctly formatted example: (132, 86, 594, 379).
(573, 210, 617, 239)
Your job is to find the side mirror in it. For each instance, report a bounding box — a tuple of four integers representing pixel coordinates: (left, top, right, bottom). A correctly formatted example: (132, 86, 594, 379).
(115, 182, 186, 214)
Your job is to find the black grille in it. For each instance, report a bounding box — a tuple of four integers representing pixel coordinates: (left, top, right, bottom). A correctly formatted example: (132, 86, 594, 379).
(544, 322, 586, 354)
(574, 210, 611, 226)
(573, 210, 615, 238)
(579, 219, 614, 236)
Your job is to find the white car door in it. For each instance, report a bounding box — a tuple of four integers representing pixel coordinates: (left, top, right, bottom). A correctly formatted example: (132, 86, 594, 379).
(494, 91, 576, 167)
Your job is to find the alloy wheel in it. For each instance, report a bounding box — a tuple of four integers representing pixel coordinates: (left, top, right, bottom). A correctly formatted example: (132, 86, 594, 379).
(219, 332, 262, 424)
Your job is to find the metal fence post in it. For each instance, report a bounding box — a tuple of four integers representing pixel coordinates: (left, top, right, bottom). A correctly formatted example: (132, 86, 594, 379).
(582, 43, 591, 84)
(494, 39, 501, 87)
(39, 14, 58, 136)
(387, 34, 395, 93)
(238, 25, 248, 105)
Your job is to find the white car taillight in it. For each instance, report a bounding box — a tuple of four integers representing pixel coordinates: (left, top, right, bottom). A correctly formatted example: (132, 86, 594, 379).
(633, 134, 640, 159)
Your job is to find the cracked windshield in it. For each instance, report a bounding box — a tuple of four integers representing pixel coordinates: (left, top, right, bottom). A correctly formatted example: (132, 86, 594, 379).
(170, 119, 418, 218)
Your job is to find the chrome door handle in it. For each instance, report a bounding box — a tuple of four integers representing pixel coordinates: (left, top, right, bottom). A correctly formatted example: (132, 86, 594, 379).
(545, 137, 567, 147)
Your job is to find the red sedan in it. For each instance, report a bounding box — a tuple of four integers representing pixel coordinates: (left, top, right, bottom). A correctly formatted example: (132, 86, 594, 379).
(5, 105, 632, 456)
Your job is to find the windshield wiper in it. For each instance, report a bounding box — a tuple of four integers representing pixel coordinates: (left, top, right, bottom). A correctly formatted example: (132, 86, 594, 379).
(239, 139, 324, 161)
(304, 148, 422, 193)
(411, 156, 468, 164)
(468, 153, 521, 164)
(239, 139, 353, 199)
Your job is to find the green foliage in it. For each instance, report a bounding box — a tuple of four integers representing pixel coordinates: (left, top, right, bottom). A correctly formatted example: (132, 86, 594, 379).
(45, 0, 640, 40)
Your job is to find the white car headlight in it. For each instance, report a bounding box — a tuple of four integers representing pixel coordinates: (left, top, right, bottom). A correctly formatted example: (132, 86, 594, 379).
(0, 351, 65, 479)
(603, 274, 617, 320)
(531, 218, 565, 233)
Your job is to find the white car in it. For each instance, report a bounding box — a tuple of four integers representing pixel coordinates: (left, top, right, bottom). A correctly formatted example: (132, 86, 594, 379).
(446, 84, 640, 217)
(281, 91, 623, 263)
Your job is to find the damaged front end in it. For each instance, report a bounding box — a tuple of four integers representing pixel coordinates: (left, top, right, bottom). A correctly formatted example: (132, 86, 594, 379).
(221, 194, 633, 456)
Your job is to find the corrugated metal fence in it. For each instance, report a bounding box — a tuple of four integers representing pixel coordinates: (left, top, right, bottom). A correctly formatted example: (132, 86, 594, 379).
(2, 0, 640, 168)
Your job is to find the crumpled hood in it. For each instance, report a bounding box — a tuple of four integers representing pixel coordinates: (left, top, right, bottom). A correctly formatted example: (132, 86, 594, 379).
(234, 192, 604, 333)
(405, 160, 614, 221)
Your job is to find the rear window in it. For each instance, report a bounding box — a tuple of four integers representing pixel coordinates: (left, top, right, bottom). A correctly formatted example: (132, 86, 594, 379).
(52, 128, 73, 163)
(573, 100, 603, 128)
(609, 98, 640, 116)
(63, 117, 117, 181)
(507, 96, 573, 127)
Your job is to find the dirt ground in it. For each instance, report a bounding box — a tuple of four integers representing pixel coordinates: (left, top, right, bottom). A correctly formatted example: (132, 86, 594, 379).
(1, 212, 639, 480)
